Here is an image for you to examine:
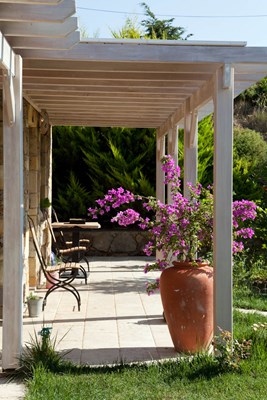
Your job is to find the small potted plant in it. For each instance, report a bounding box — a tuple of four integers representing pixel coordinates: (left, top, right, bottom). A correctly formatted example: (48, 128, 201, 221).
(27, 292, 43, 317)
(40, 197, 51, 219)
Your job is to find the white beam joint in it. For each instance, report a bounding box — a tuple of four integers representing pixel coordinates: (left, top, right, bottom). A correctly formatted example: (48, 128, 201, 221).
(223, 64, 232, 89)
(189, 109, 198, 148)
(3, 70, 15, 126)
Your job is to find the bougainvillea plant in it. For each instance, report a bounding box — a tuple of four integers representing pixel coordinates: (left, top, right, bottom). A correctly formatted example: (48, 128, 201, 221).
(88, 155, 257, 294)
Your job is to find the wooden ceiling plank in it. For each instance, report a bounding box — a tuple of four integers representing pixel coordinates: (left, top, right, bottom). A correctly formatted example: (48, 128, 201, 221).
(50, 120, 159, 128)
(23, 78, 204, 88)
(27, 92, 185, 100)
(23, 59, 221, 73)
(23, 69, 212, 81)
(23, 84, 197, 94)
(0, 0, 75, 23)
(34, 101, 180, 109)
(29, 98, 183, 107)
(0, 17, 77, 37)
(158, 78, 214, 137)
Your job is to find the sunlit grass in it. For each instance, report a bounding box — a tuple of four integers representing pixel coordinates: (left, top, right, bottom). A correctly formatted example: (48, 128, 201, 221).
(24, 311, 267, 400)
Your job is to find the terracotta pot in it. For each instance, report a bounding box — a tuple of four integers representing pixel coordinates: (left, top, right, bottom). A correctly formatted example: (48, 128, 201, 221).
(46, 271, 59, 289)
(160, 261, 213, 353)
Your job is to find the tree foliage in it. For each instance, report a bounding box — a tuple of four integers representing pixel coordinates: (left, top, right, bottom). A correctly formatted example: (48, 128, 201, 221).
(110, 2, 192, 41)
(52, 126, 155, 220)
(110, 16, 143, 39)
(140, 2, 193, 40)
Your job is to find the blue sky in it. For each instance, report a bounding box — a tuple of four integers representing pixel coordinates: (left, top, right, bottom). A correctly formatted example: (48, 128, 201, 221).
(75, 0, 267, 46)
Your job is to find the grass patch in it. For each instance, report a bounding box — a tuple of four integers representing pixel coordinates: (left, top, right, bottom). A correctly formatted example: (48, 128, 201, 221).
(24, 311, 267, 400)
(233, 285, 267, 311)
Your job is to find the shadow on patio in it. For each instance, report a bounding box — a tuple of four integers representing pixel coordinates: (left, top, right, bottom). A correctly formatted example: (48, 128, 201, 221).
(20, 257, 178, 366)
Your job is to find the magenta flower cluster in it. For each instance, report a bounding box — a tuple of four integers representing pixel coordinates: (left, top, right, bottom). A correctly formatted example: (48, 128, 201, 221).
(88, 155, 257, 294)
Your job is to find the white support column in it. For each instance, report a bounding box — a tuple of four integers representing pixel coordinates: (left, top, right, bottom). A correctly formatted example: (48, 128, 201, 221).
(167, 124, 178, 203)
(213, 64, 234, 335)
(156, 131, 166, 204)
(2, 54, 24, 370)
(183, 100, 198, 199)
(156, 131, 166, 260)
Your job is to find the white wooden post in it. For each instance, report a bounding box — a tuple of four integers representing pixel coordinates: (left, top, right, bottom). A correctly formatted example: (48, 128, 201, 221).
(156, 131, 166, 260)
(167, 124, 178, 203)
(2, 54, 24, 369)
(213, 64, 234, 335)
(184, 100, 198, 199)
(156, 131, 166, 204)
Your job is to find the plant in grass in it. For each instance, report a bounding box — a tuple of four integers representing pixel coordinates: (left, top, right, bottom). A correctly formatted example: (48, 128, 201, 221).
(19, 326, 69, 377)
(213, 327, 252, 371)
(88, 155, 257, 293)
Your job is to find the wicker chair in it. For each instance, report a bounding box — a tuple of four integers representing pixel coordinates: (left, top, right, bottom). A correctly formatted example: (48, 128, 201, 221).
(52, 208, 91, 253)
(46, 217, 90, 274)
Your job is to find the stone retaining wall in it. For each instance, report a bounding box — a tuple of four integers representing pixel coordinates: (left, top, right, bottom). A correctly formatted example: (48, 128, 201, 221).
(60, 229, 150, 256)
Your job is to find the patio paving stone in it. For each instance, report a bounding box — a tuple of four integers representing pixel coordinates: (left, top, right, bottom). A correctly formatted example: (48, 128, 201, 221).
(2, 257, 178, 368)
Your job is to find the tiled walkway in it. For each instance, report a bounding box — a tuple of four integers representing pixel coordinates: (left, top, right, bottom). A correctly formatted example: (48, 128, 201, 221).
(22, 257, 177, 366)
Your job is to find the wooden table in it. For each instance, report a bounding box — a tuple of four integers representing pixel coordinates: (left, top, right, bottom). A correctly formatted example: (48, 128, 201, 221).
(52, 221, 101, 245)
(52, 221, 101, 261)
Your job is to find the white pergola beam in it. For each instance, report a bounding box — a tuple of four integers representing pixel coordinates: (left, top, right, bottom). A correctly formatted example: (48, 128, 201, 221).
(0, 17, 78, 38)
(2, 54, 24, 370)
(158, 78, 213, 138)
(0, 1, 63, 3)
(0, 0, 75, 23)
(7, 31, 80, 50)
(16, 42, 267, 63)
(0, 31, 16, 74)
(213, 65, 234, 335)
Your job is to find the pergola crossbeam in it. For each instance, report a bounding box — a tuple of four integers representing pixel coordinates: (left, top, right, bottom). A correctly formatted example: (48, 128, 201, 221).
(0, 0, 75, 23)
(0, 16, 78, 37)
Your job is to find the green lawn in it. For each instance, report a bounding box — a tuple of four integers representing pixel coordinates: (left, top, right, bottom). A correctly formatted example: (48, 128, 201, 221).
(24, 311, 267, 400)
(233, 285, 267, 311)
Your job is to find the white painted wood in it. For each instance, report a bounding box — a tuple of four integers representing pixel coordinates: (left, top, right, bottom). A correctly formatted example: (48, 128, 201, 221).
(189, 109, 198, 148)
(213, 65, 234, 335)
(81, 38, 247, 47)
(0, 1, 62, 4)
(158, 79, 213, 138)
(183, 100, 198, 199)
(0, 0, 75, 23)
(167, 124, 178, 203)
(8, 31, 80, 50)
(0, 17, 77, 37)
(2, 54, 24, 370)
(3, 71, 15, 125)
(0, 31, 16, 75)
(17, 42, 267, 63)
(23, 59, 220, 74)
(156, 133, 166, 204)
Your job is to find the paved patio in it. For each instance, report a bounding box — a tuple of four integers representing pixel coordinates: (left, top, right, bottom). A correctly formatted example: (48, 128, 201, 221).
(16, 257, 177, 366)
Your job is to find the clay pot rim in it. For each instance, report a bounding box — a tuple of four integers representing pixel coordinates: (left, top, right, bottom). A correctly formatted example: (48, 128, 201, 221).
(172, 260, 211, 268)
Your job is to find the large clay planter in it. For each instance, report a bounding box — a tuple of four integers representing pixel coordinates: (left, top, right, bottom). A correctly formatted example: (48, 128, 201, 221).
(160, 261, 213, 353)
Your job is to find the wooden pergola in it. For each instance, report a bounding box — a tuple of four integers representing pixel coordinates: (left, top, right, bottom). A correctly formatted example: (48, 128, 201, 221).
(1, 0, 267, 369)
